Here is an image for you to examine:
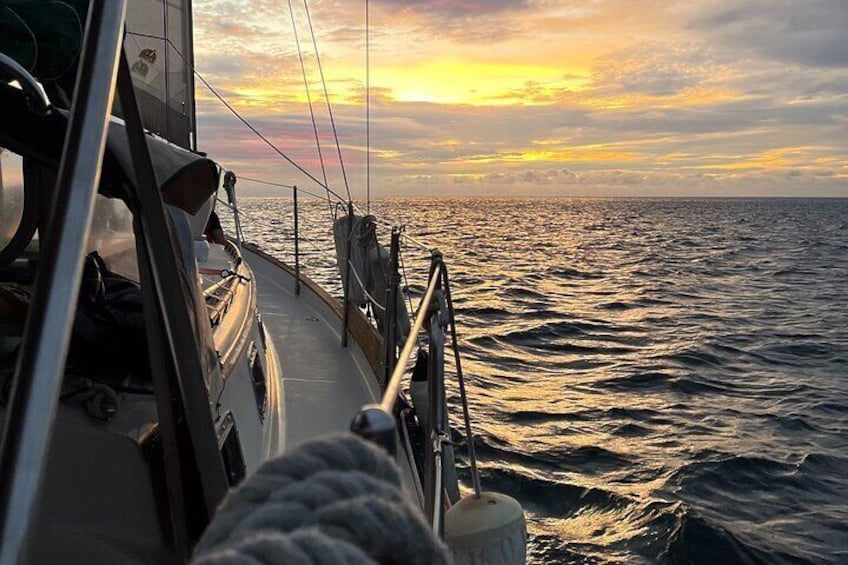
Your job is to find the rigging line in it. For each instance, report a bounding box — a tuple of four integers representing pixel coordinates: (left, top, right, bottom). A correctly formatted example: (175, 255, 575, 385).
(366, 0, 370, 215)
(348, 260, 387, 312)
(286, 0, 334, 218)
(302, 0, 352, 203)
(238, 176, 295, 189)
(215, 198, 296, 237)
(239, 176, 333, 201)
(398, 247, 424, 348)
(397, 230, 432, 252)
(191, 67, 336, 198)
(125, 30, 349, 205)
(214, 197, 329, 259)
(398, 243, 423, 347)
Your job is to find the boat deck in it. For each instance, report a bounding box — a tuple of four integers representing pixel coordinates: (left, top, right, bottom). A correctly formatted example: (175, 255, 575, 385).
(244, 246, 382, 451)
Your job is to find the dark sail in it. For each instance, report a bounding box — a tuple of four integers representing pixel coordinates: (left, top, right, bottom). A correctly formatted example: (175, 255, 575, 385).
(122, 0, 197, 150)
(0, 0, 196, 149)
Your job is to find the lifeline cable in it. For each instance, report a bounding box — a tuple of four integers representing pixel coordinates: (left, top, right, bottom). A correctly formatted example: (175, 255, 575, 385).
(286, 0, 334, 216)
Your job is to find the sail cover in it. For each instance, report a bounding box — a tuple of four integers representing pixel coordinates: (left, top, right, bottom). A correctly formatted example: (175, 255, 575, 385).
(121, 0, 197, 150)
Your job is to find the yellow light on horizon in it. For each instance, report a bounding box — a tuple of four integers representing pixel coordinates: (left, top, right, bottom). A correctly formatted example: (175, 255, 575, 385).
(376, 60, 590, 106)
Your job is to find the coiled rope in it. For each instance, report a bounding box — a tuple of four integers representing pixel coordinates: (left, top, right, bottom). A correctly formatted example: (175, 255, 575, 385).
(194, 434, 450, 565)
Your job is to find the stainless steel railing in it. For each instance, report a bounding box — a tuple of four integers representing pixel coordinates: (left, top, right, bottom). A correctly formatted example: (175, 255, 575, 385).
(221, 148, 482, 537)
(351, 247, 483, 536)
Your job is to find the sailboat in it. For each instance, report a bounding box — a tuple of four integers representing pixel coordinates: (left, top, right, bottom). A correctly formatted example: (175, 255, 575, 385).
(0, 0, 525, 563)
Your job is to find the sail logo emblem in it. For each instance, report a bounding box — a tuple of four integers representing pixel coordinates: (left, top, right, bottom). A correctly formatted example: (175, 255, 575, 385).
(132, 60, 149, 77)
(140, 49, 157, 64)
(132, 49, 158, 77)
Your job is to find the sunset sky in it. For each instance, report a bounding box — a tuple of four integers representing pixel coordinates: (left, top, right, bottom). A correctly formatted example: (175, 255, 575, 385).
(191, 0, 847, 198)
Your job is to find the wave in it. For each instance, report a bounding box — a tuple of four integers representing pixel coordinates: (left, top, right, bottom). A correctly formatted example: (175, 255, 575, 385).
(592, 371, 745, 396)
(501, 287, 550, 301)
(477, 466, 634, 518)
(543, 266, 605, 280)
(467, 321, 649, 353)
(469, 435, 632, 475)
(764, 342, 837, 359)
(244, 197, 848, 564)
(597, 301, 640, 311)
(456, 305, 512, 317)
(594, 371, 674, 391)
(659, 511, 786, 565)
(611, 422, 652, 437)
(661, 349, 725, 368)
(667, 454, 797, 492)
(480, 467, 783, 564)
(506, 405, 662, 424)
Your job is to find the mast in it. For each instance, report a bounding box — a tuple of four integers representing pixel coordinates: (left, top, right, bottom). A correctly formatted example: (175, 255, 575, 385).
(186, 0, 198, 150)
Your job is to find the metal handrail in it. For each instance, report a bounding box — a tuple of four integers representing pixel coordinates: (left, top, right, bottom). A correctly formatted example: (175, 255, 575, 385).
(211, 138, 477, 534)
(350, 253, 447, 530)
(349, 257, 441, 450)
(381, 260, 442, 413)
(203, 244, 249, 327)
(351, 249, 483, 534)
(443, 269, 482, 498)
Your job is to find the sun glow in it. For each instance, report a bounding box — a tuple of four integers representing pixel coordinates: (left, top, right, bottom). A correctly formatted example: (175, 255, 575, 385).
(376, 60, 589, 106)
(190, 0, 848, 196)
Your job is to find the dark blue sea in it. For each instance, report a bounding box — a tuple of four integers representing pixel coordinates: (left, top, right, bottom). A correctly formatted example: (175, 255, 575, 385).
(233, 197, 848, 564)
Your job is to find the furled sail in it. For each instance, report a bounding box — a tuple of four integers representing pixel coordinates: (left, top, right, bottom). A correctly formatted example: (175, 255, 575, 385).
(121, 0, 197, 150)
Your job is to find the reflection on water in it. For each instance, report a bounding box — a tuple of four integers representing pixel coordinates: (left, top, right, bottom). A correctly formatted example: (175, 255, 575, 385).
(229, 197, 848, 564)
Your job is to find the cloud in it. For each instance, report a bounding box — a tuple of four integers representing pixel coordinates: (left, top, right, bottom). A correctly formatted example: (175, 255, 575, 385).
(590, 42, 735, 97)
(185, 0, 848, 198)
(689, 0, 848, 68)
(373, 0, 527, 17)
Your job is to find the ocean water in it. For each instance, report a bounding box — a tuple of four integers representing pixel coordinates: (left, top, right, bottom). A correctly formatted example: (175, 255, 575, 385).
(231, 197, 848, 564)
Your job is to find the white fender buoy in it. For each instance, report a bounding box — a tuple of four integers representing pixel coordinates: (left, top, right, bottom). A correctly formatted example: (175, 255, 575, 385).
(445, 492, 527, 565)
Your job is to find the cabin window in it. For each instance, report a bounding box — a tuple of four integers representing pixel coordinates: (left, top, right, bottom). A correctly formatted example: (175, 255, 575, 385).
(85, 194, 139, 282)
(218, 413, 246, 486)
(248, 341, 267, 423)
(257, 313, 267, 348)
(0, 148, 24, 253)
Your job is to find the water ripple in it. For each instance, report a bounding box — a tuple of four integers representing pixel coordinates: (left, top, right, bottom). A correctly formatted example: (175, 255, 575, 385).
(236, 197, 848, 564)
